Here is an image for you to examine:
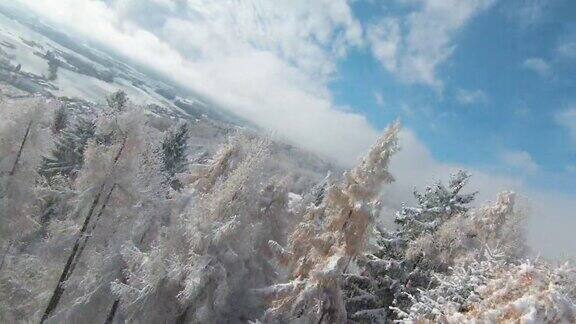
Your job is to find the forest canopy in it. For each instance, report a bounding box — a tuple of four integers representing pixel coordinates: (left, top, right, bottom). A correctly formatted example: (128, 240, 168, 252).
(0, 93, 575, 323)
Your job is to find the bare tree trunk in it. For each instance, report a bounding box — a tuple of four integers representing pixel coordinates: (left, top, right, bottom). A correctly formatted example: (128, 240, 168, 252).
(105, 298, 121, 324)
(67, 183, 117, 277)
(41, 138, 126, 323)
(104, 272, 127, 324)
(9, 119, 33, 176)
(40, 182, 106, 323)
(175, 304, 192, 324)
(174, 275, 218, 324)
(317, 309, 327, 324)
(0, 241, 12, 271)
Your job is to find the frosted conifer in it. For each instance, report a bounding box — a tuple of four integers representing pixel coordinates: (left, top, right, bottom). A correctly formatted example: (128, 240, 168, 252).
(106, 90, 128, 112)
(51, 106, 68, 135)
(162, 122, 189, 190)
(40, 116, 96, 181)
(342, 170, 476, 322)
(263, 122, 400, 323)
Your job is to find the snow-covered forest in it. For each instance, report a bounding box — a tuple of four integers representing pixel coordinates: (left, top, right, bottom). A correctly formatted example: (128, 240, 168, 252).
(1, 92, 574, 323)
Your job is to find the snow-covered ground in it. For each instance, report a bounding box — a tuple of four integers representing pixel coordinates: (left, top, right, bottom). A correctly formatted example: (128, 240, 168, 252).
(0, 6, 203, 116)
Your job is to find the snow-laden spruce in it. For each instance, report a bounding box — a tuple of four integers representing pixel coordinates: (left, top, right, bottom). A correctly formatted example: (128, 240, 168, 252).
(341, 170, 478, 322)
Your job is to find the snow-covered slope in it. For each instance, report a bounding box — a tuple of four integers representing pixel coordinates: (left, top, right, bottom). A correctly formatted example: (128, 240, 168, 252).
(0, 4, 248, 125)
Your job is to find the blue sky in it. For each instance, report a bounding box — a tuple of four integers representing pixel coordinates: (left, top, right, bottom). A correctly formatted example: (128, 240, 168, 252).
(330, 0, 576, 195)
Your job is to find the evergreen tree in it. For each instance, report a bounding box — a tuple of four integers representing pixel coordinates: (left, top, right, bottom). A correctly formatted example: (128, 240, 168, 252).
(46, 50, 59, 81)
(342, 171, 476, 322)
(106, 90, 128, 112)
(161, 122, 189, 189)
(40, 105, 149, 323)
(40, 116, 96, 181)
(51, 106, 68, 135)
(112, 135, 273, 323)
(392, 170, 476, 250)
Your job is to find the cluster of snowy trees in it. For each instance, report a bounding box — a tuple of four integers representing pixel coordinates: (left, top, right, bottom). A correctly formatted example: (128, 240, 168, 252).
(0, 92, 574, 323)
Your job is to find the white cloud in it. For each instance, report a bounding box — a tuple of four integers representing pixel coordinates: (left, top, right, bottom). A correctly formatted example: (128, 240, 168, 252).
(522, 57, 552, 78)
(455, 88, 488, 105)
(14, 0, 374, 165)
(367, 18, 401, 74)
(555, 108, 576, 144)
(367, 0, 496, 88)
(500, 150, 539, 174)
(556, 41, 576, 60)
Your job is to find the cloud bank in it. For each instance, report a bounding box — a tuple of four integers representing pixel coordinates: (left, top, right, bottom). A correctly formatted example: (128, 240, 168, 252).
(16, 0, 376, 165)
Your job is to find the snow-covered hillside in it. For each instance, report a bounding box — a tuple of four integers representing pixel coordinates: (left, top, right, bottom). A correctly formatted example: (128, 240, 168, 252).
(0, 3, 244, 125)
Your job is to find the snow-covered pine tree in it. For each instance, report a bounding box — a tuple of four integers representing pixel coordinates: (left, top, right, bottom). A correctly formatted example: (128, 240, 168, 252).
(404, 191, 526, 282)
(40, 116, 96, 182)
(53, 107, 167, 323)
(0, 98, 61, 322)
(51, 106, 68, 135)
(106, 90, 128, 112)
(262, 122, 400, 324)
(111, 134, 278, 323)
(310, 172, 332, 207)
(0, 98, 53, 244)
(36, 113, 95, 237)
(395, 170, 476, 242)
(39, 96, 163, 323)
(342, 170, 476, 322)
(46, 51, 59, 81)
(161, 122, 189, 190)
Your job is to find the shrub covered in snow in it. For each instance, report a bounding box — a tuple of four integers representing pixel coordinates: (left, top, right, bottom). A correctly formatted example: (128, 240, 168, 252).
(397, 250, 576, 323)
